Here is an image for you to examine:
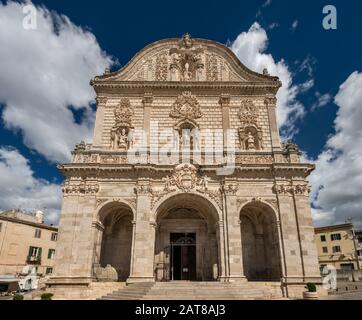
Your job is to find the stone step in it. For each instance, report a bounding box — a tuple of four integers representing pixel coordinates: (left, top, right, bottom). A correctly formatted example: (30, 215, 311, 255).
(99, 282, 283, 300)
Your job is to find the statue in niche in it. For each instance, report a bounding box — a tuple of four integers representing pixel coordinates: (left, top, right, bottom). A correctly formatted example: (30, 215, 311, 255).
(246, 132, 256, 150)
(239, 126, 262, 151)
(111, 127, 131, 151)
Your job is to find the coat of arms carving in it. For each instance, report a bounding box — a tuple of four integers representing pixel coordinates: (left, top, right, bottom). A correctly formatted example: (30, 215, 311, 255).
(163, 164, 207, 193)
(170, 92, 202, 120)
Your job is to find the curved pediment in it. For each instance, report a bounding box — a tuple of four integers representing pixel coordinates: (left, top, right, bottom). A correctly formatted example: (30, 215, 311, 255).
(93, 34, 279, 84)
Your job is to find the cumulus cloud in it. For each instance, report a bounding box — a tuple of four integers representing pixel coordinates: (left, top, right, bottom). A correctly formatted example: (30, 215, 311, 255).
(0, 147, 61, 224)
(309, 72, 362, 228)
(0, 1, 114, 163)
(230, 22, 309, 138)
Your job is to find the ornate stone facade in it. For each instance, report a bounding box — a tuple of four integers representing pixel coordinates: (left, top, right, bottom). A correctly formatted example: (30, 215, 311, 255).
(49, 34, 322, 299)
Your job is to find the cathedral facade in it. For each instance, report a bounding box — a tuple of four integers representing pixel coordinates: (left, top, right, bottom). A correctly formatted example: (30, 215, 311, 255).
(49, 34, 322, 298)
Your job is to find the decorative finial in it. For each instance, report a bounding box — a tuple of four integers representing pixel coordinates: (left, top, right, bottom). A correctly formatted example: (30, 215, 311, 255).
(263, 68, 269, 76)
(182, 33, 193, 48)
(104, 67, 110, 74)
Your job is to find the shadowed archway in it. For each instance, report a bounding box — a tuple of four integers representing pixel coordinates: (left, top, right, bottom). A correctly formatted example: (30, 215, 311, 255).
(240, 201, 282, 281)
(153, 193, 221, 281)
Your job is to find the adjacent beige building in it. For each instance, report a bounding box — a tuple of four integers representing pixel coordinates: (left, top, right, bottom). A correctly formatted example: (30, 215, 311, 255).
(315, 223, 362, 271)
(49, 34, 322, 299)
(0, 209, 58, 276)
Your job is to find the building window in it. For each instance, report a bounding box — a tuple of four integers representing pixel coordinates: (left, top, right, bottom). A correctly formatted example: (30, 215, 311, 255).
(331, 233, 341, 241)
(0, 222, 2, 232)
(51, 233, 58, 241)
(341, 263, 354, 271)
(34, 228, 41, 238)
(322, 247, 328, 253)
(46, 267, 53, 275)
(27, 246, 42, 262)
(332, 246, 341, 253)
(320, 235, 326, 242)
(48, 249, 55, 260)
(357, 250, 362, 257)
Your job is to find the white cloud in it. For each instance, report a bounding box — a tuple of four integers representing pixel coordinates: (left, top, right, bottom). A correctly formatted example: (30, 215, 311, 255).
(311, 92, 333, 111)
(230, 22, 308, 138)
(309, 72, 362, 228)
(267, 22, 279, 30)
(0, 1, 114, 163)
(291, 20, 299, 32)
(262, 0, 272, 8)
(0, 147, 61, 224)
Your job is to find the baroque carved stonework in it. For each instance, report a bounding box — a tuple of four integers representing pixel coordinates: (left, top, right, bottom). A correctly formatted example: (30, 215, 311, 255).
(169, 92, 202, 120)
(62, 181, 99, 195)
(273, 184, 310, 196)
(238, 100, 259, 126)
(111, 98, 134, 151)
(163, 164, 205, 193)
(238, 100, 263, 151)
(134, 184, 153, 196)
(235, 155, 273, 165)
(169, 33, 204, 82)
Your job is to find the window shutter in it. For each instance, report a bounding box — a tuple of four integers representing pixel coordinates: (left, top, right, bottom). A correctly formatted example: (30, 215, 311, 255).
(28, 246, 33, 256)
(38, 247, 42, 259)
(48, 249, 51, 259)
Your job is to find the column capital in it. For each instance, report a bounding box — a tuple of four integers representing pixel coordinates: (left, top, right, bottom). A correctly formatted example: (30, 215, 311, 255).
(265, 96, 277, 107)
(96, 96, 108, 108)
(142, 92, 154, 105)
(219, 94, 231, 107)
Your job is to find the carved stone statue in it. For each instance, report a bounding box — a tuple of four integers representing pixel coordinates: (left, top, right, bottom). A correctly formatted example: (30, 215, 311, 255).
(246, 132, 256, 150)
(169, 34, 204, 82)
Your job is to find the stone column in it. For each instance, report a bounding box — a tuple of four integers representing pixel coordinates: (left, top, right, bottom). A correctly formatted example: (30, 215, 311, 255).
(92, 97, 107, 149)
(274, 183, 304, 283)
(216, 220, 227, 282)
(265, 97, 281, 152)
(292, 184, 321, 282)
(143, 93, 153, 151)
(219, 94, 231, 153)
(223, 185, 247, 282)
(127, 183, 156, 283)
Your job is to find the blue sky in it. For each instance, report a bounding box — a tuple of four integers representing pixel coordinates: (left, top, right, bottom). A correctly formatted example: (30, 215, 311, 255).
(0, 0, 361, 226)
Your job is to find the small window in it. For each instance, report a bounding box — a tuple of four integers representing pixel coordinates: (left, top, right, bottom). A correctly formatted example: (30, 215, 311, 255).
(48, 249, 55, 260)
(46, 267, 53, 275)
(34, 229, 41, 238)
(332, 246, 341, 253)
(320, 235, 326, 242)
(51, 233, 58, 241)
(331, 233, 341, 241)
(322, 247, 328, 253)
(357, 250, 362, 257)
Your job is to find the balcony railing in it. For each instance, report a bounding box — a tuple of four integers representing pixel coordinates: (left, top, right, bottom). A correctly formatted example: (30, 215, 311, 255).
(26, 255, 41, 264)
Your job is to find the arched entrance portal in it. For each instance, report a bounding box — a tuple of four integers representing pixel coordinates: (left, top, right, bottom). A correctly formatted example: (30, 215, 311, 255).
(97, 202, 133, 281)
(240, 201, 282, 281)
(154, 193, 220, 282)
